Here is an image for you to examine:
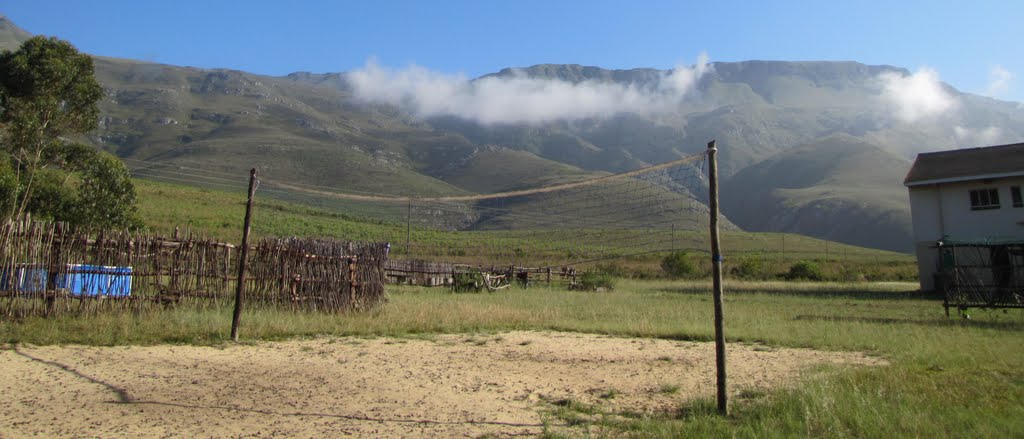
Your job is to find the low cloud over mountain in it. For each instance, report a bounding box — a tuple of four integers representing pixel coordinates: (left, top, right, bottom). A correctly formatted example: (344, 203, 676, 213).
(878, 67, 958, 123)
(348, 54, 710, 124)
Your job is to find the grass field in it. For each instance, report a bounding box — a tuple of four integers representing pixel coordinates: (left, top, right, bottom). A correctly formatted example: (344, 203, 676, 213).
(3, 279, 1021, 437)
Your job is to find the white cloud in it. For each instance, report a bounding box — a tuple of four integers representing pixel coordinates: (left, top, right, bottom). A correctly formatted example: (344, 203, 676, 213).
(660, 53, 710, 95)
(347, 54, 712, 125)
(878, 67, 958, 123)
(954, 125, 1003, 145)
(982, 65, 1014, 98)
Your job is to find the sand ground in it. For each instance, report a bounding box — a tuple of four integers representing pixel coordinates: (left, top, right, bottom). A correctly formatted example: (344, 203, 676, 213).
(0, 331, 884, 438)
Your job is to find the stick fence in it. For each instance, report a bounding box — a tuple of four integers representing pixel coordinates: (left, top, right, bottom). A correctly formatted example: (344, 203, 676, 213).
(0, 219, 388, 318)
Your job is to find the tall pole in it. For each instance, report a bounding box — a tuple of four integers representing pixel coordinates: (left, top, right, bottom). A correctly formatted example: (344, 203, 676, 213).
(707, 140, 729, 416)
(406, 199, 412, 257)
(781, 234, 786, 261)
(231, 168, 257, 342)
(671, 223, 676, 253)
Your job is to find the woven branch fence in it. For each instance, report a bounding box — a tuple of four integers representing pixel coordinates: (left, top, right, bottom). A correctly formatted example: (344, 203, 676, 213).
(246, 238, 389, 312)
(0, 219, 388, 319)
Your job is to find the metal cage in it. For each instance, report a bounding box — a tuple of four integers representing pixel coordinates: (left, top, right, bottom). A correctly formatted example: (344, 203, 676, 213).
(936, 239, 1024, 315)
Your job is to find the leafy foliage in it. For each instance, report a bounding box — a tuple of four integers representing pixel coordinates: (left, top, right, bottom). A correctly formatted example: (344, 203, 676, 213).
(576, 270, 615, 291)
(0, 146, 141, 228)
(452, 271, 484, 293)
(0, 36, 139, 229)
(729, 257, 770, 280)
(661, 251, 698, 278)
(75, 151, 142, 229)
(787, 260, 824, 281)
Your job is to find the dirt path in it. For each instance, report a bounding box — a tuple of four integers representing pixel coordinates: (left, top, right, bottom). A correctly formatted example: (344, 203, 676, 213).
(0, 331, 883, 438)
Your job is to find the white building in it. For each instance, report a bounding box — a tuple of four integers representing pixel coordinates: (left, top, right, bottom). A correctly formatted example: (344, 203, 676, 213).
(904, 142, 1024, 291)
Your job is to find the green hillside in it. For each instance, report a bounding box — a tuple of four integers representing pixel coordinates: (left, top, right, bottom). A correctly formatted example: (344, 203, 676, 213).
(0, 15, 30, 52)
(431, 147, 595, 194)
(91, 57, 474, 198)
(722, 134, 913, 251)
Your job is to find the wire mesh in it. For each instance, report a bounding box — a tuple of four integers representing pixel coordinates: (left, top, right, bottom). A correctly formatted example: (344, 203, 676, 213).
(253, 151, 712, 270)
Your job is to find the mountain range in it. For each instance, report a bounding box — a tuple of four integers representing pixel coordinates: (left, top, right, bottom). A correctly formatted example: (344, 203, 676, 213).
(3, 16, 1023, 252)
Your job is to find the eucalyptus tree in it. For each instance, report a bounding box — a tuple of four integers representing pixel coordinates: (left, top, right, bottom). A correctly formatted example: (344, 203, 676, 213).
(0, 36, 139, 229)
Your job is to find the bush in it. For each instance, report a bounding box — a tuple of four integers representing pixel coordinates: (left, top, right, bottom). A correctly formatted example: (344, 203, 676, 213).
(787, 260, 824, 281)
(730, 257, 767, 280)
(452, 271, 484, 292)
(576, 270, 615, 291)
(661, 251, 697, 278)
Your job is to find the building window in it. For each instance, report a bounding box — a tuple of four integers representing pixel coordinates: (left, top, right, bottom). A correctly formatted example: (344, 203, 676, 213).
(969, 188, 1000, 210)
(1012, 186, 1023, 208)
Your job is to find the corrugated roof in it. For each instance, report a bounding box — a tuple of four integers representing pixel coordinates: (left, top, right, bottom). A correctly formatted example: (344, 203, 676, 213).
(904, 142, 1024, 186)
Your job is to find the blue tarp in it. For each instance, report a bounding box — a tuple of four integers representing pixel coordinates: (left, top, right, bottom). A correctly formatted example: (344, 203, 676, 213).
(1, 264, 133, 297)
(0, 265, 48, 292)
(56, 264, 133, 297)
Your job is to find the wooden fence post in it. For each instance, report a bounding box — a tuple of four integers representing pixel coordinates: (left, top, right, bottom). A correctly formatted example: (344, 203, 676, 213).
(231, 168, 257, 342)
(348, 257, 359, 310)
(222, 246, 231, 293)
(707, 140, 729, 416)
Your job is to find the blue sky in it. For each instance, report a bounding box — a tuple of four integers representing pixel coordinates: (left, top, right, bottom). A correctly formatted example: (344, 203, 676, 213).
(4, 0, 1022, 102)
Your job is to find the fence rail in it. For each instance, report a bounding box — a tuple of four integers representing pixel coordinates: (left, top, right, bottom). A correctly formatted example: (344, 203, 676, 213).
(385, 259, 578, 288)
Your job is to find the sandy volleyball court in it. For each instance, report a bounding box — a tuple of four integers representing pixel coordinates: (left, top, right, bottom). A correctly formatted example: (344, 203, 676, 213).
(1, 331, 883, 437)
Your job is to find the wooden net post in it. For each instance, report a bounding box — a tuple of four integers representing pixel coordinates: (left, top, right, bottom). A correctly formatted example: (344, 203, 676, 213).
(707, 140, 728, 416)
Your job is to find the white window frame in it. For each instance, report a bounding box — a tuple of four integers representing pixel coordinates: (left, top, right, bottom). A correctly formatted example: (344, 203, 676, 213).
(969, 188, 1001, 210)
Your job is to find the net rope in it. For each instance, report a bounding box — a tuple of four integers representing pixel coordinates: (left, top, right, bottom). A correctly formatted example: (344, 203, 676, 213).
(128, 151, 712, 270)
(272, 151, 708, 269)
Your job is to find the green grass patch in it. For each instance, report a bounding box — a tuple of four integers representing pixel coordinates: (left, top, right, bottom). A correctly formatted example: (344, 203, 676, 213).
(658, 383, 681, 395)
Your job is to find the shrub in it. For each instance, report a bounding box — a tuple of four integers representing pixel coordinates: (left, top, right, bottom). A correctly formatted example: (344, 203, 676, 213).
(839, 265, 867, 282)
(576, 270, 615, 291)
(730, 257, 767, 280)
(661, 251, 697, 278)
(786, 260, 824, 281)
(452, 271, 484, 292)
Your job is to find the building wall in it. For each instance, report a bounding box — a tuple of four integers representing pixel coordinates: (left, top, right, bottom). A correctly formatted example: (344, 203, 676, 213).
(907, 176, 1024, 290)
